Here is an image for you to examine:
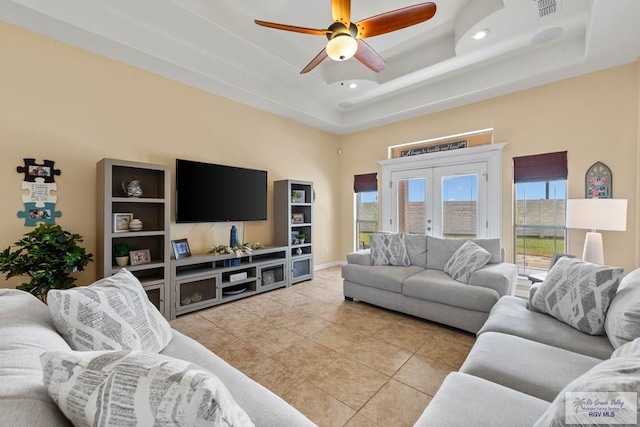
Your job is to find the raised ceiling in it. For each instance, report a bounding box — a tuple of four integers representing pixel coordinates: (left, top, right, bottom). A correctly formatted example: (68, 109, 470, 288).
(2, 0, 640, 135)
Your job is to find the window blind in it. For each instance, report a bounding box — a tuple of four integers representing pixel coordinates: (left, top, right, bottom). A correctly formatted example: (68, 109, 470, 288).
(513, 151, 567, 183)
(354, 173, 377, 193)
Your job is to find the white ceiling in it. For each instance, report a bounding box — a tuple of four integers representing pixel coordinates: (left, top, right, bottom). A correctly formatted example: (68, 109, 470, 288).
(2, 0, 640, 135)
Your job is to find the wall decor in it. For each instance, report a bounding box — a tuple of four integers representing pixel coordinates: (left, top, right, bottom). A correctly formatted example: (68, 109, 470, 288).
(113, 213, 133, 233)
(130, 249, 151, 265)
(585, 161, 612, 199)
(171, 239, 191, 260)
(291, 213, 304, 224)
(16, 158, 62, 226)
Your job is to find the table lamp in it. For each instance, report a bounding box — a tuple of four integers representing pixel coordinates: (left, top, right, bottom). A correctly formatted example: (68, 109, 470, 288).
(565, 199, 627, 265)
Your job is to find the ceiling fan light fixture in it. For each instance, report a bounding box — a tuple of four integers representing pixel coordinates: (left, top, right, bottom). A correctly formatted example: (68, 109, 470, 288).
(326, 35, 358, 61)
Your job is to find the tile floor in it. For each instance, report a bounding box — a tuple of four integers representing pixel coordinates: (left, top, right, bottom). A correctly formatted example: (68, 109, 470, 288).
(170, 266, 476, 427)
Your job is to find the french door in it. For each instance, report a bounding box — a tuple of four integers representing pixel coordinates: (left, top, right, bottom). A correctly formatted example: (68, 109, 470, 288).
(390, 163, 488, 238)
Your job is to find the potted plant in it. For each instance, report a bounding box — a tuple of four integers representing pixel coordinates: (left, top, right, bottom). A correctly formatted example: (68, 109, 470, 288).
(0, 224, 93, 302)
(297, 234, 307, 244)
(113, 243, 131, 267)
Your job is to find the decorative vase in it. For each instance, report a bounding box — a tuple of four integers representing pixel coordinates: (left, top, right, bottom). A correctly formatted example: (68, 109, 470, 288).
(129, 218, 143, 231)
(115, 256, 129, 267)
(230, 225, 238, 246)
(122, 180, 142, 197)
(296, 248, 302, 255)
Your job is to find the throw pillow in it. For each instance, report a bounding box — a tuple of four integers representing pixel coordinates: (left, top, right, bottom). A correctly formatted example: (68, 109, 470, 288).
(47, 268, 173, 353)
(533, 357, 640, 427)
(531, 257, 623, 335)
(605, 268, 640, 348)
(41, 350, 254, 427)
(370, 233, 411, 266)
(443, 240, 492, 283)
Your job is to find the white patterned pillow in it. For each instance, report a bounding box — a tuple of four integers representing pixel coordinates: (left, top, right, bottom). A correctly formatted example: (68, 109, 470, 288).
(41, 350, 254, 427)
(531, 257, 623, 335)
(47, 268, 173, 352)
(370, 233, 411, 266)
(533, 357, 640, 427)
(443, 240, 492, 283)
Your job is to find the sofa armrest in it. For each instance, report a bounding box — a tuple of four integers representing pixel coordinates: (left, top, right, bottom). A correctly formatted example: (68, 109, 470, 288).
(346, 250, 371, 266)
(468, 262, 518, 296)
(528, 283, 544, 313)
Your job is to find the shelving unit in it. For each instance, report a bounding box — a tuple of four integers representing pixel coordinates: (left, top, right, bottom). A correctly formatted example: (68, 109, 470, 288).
(97, 159, 171, 319)
(274, 180, 314, 284)
(170, 246, 288, 319)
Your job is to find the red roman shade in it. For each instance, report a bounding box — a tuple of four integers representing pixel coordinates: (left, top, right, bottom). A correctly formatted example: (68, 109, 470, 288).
(513, 151, 567, 183)
(354, 173, 377, 193)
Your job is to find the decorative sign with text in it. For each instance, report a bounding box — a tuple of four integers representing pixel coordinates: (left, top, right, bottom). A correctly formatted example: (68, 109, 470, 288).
(400, 140, 468, 157)
(16, 158, 62, 226)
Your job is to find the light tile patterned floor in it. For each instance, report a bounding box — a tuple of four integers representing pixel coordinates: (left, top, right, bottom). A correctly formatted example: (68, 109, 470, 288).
(170, 266, 475, 427)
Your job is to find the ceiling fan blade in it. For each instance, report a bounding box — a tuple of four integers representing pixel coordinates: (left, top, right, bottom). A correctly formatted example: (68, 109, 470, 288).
(301, 48, 328, 74)
(354, 39, 386, 72)
(356, 2, 436, 38)
(331, 0, 351, 27)
(255, 20, 329, 36)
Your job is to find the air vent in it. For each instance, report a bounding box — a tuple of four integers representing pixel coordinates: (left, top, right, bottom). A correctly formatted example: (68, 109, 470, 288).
(536, 0, 560, 18)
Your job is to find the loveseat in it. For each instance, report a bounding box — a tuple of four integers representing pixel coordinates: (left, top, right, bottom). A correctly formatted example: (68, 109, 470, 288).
(416, 260, 640, 426)
(0, 271, 314, 426)
(342, 234, 518, 333)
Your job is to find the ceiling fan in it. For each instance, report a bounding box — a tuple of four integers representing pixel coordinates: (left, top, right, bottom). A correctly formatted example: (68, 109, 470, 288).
(255, 1, 437, 74)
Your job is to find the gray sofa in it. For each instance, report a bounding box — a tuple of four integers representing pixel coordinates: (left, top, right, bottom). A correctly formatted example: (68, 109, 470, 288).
(0, 289, 314, 427)
(342, 235, 519, 333)
(415, 267, 640, 426)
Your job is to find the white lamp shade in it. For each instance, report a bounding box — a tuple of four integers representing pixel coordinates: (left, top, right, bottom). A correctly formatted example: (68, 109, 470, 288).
(326, 35, 358, 61)
(566, 199, 627, 231)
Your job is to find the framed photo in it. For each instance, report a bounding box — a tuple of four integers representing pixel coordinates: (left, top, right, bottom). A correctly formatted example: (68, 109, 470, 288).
(113, 213, 133, 233)
(130, 249, 151, 266)
(291, 190, 305, 203)
(292, 213, 304, 224)
(585, 161, 612, 199)
(28, 165, 51, 177)
(262, 270, 275, 285)
(171, 239, 191, 260)
(290, 231, 299, 244)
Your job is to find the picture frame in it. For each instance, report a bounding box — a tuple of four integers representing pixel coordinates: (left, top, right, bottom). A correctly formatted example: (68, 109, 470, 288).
(290, 231, 299, 244)
(130, 249, 151, 265)
(291, 213, 304, 224)
(171, 239, 191, 260)
(291, 190, 306, 203)
(585, 161, 612, 199)
(113, 213, 133, 233)
(28, 165, 51, 177)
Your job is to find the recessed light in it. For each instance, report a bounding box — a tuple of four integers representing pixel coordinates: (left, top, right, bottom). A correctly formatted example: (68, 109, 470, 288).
(348, 83, 358, 89)
(471, 29, 490, 40)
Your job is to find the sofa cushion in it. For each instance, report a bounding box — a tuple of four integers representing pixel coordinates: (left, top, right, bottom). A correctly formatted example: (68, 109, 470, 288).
(533, 357, 640, 427)
(47, 268, 173, 353)
(41, 350, 253, 427)
(342, 264, 424, 293)
(479, 296, 614, 359)
(427, 236, 501, 271)
(403, 269, 500, 313)
(531, 257, 623, 335)
(605, 267, 640, 348)
(414, 372, 549, 427)
(611, 337, 640, 358)
(0, 290, 73, 426)
(444, 240, 491, 283)
(460, 332, 602, 402)
(370, 233, 411, 266)
(403, 233, 427, 269)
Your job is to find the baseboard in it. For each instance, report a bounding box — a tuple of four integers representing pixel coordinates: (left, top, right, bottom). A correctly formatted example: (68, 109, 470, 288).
(314, 261, 345, 270)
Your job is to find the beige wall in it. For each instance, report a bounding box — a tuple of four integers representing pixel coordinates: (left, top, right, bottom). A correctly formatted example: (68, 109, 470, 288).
(339, 61, 640, 274)
(0, 22, 341, 288)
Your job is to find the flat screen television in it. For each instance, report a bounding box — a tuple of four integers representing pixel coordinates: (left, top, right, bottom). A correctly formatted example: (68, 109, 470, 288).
(176, 159, 267, 223)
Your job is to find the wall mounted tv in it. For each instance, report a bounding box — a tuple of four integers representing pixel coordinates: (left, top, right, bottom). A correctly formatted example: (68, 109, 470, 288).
(176, 159, 267, 223)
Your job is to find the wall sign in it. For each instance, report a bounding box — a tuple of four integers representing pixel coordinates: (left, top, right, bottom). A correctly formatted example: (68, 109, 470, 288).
(585, 161, 612, 199)
(16, 158, 62, 226)
(400, 140, 467, 157)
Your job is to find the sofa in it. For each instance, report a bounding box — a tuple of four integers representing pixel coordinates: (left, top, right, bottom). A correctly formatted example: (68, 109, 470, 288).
(415, 261, 640, 426)
(342, 234, 519, 333)
(0, 284, 314, 426)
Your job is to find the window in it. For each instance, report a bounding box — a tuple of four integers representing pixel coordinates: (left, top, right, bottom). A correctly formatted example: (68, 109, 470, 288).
(354, 173, 378, 250)
(513, 152, 568, 275)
